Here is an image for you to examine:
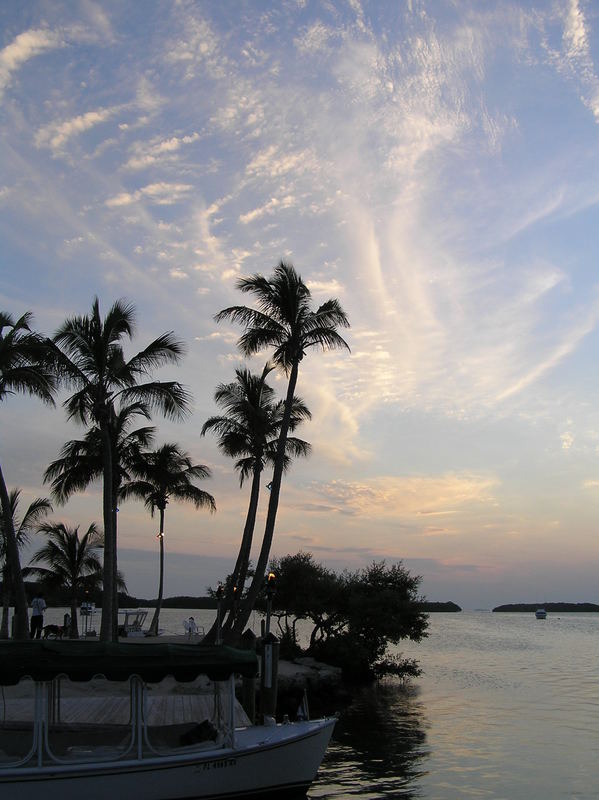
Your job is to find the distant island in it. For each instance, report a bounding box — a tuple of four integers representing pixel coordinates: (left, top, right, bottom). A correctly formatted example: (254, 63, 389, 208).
(6, 582, 220, 610)
(419, 601, 461, 612)
(493, 602, 599, 613)
(14, 580, 463, 614)
(118, 594, 218, 609)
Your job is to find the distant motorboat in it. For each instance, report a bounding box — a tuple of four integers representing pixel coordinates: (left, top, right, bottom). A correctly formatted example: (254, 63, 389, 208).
(118, 609, 149, 637)
(535, 608, 547, 619)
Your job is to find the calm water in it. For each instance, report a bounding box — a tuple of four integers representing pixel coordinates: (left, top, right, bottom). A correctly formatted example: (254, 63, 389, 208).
(310, 612, 599, 799)
(40, 608, 599, 798)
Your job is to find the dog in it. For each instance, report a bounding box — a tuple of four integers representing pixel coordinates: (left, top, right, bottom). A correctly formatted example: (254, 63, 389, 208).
(42, 624, 65, 639)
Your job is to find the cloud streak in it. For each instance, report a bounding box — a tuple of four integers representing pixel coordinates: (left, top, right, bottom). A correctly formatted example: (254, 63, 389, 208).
(0, 28, 64, 101)
(309, 474, 499, 519)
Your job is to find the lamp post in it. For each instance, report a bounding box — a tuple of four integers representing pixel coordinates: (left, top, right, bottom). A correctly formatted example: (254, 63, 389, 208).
(265, 572, 276, 636)
(261, 572, 279, 722)
(216, 584, 224, 645)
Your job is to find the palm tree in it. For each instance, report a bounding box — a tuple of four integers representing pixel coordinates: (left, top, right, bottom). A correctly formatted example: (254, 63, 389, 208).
(44, 400, 155, 524)
(26, 522, 119, 639)
(201, 364, 311, 636)
(0, 311, 56, 638)
(121, 444, 216, 636)
(215, 261, 350, 634)
(52, 298, 190, 640)
(0, 490, 52, 638)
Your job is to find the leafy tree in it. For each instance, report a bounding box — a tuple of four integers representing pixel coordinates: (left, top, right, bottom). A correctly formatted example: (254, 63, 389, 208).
(215, 262, 350, 634)
(0, 490, 52, 638)
(52, 298, 189, 640)
(267, 552, 337, 655)
(201, 364, 311, 637)
(26, 521, 125, 639)
(269, 553, 429, 681)
(120, 443, 216, 636)
(0, 311, 56, 638)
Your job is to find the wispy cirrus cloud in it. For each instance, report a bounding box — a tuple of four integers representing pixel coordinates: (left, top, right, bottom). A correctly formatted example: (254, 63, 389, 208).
(309, 474, 499, 519)
(35, 106, 122, 153)
(0, 28, 64, 101)
(541, 0, 599, 121)
(164, 14, 227, 80)
(105, 182, 193, 207)
(239, 195, 296, 225)
(124, 132, 200, 170)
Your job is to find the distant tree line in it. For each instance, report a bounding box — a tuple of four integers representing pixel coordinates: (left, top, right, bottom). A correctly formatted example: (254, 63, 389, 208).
(418, 601, 461, 612)
(493, 602, 599, 612)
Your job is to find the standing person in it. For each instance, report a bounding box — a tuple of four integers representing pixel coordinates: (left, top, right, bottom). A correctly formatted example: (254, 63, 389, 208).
(30, 592, 46, 639)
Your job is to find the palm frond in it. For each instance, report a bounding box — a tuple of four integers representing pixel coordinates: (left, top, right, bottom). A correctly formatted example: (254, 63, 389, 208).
(126, 332, 186, 376)
(101, 298, 136, 346)
(119, 381, 191, 420)
(171, 484, 216, 512)
(29, 521, 104, 592)
(0, 311, 57, 405)
(18, 497, 53, 534)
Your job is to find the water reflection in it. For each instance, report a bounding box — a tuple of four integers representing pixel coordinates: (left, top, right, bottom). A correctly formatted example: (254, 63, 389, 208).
(308, 681, 428, 798)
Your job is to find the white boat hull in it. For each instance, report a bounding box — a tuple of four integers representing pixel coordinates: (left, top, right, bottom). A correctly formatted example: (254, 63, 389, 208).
(0, 719, 335, 800)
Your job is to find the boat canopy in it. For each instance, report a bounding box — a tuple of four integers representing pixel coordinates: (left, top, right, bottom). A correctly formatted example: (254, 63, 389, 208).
(0, 641, 258, 685)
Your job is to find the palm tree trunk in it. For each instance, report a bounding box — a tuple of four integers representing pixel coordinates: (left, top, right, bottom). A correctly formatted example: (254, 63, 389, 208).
(1, 563, 10, 639)
(0, 463, 29, 639)
(110, 424, 120, 641)
(112, 502, 119, 641)
(99, 423, 115, 642)
(148, 508, 165, 636)
(204, 466, 262, 644)
(233, 362, 299, 636)
(70, 592, 79, 639)
(225, 466, 262, 630)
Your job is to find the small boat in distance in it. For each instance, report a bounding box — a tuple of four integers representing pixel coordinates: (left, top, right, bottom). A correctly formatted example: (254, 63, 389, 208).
(117, 608, 149, 637)
(535, 608, 547, 619)
(0, 641, 335, 800)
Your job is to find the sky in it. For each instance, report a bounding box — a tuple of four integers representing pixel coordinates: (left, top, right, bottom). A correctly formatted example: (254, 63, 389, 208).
(2, 0, 599, 611)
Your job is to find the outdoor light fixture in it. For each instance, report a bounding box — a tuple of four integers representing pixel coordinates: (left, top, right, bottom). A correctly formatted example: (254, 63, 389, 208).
(264, 572, 276, 635)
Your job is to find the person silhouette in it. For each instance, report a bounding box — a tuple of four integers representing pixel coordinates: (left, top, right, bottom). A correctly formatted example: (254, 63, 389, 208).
(30, 592, 46, 639)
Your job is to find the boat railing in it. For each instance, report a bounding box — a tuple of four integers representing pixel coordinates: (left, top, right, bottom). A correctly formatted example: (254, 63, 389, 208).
(0, 686, 39, 768)
(0, 674, 237, 769)
(41, 678, 138, 765)
(141, 677, 236, 755)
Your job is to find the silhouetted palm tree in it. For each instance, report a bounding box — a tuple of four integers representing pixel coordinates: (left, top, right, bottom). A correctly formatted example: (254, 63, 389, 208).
(0, 311, 56, 638)
(45, 400, 155, 521)
(202, 364, 311, 635)
(52, 298, 189, 640)
(26, 522, 122, 639)
(216, 261, 350, 634)
(121, 444, 216, 636)
(0, 490, 52, 638)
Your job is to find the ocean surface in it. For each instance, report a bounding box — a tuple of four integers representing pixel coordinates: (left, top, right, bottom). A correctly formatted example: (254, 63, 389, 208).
(310, 611, 599, 800)
(39, 607, 599, 799)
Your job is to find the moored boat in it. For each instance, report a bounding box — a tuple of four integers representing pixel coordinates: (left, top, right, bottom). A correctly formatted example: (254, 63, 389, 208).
(535, 608, 547, 619)
(0, 641, 335, 800)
